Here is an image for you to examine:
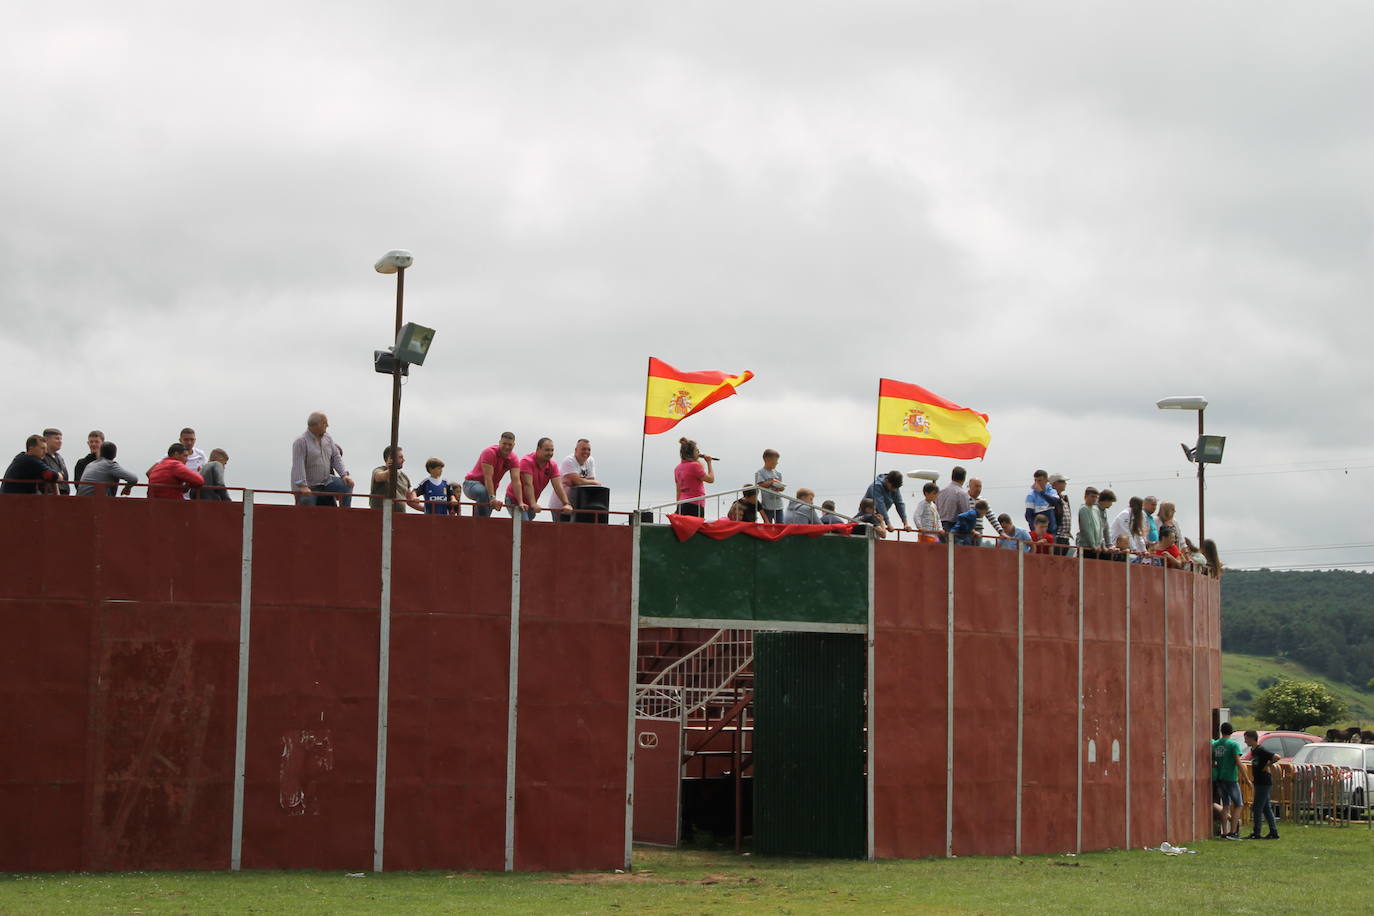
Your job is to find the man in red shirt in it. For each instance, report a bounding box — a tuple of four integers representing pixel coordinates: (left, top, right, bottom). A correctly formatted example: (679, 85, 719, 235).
(148, 443, 204, 499)
(504, 438, 574, 521)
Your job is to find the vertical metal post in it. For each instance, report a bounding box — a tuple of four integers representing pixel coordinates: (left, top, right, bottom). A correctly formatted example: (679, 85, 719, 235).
(1124, 561, 1132, 849)
(1197, 409, 1205, 547)
(372, 498, 393, 872)
(387, 267, 404, 508)
(1190, 572, 1197, 839)
(230, 490, 254, 871)
(866, 530, 876, 860)
(504, 513, 522, 871)
(1075, 549, 1084, 854)
(1015, 547, 1025, 855)
(1162, 565, 1170, 842)
(945, 533, 954, 858)
(624, 516, 641, 868)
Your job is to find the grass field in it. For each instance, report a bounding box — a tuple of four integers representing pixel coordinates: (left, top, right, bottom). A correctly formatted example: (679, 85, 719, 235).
(4, 827, 1372, 915)
(1223, 651, 1374, 725)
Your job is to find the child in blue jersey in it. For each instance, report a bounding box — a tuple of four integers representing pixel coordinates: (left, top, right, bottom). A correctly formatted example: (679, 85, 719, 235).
(416, 458, 456, 515)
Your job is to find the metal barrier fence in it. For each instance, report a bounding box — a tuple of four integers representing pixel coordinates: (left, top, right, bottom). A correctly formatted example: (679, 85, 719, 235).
(1240, 762, 1372, 829)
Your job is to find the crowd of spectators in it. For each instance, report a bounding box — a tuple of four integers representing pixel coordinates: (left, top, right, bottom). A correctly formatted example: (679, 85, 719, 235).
(670, 446, 1221, 573)
(3, 421, 1222, 573)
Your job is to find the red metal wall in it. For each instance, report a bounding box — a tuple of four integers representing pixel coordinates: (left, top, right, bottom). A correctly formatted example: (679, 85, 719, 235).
(0, 498, 629, 873)
(0, 497, 241, 871)
(873, 542, 1221, 860)
(513, 522, 631, 872)
(871, 543, 948, 859)
(2, 497, 1218, 870)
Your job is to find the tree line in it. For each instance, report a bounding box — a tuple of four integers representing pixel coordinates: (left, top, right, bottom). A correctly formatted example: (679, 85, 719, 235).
(1223, 569, 1374, 689)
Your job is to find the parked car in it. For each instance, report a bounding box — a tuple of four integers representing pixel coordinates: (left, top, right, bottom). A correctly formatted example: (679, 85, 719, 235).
(1289, 742, 1374, 814)
(1236, 730, 1319, 763)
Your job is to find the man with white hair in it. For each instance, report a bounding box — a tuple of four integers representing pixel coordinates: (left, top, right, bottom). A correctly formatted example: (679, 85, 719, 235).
(290, 412, 354, 507)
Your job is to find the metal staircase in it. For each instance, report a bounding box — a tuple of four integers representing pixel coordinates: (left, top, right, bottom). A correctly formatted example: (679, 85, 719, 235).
(635, 628, 760, 721)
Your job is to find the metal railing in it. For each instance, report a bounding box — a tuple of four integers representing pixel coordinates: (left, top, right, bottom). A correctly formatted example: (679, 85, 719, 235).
(635, 628, 763, 721)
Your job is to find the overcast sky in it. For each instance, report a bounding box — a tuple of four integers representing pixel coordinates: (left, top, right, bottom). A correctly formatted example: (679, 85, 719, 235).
(4, 2, 1371, 569)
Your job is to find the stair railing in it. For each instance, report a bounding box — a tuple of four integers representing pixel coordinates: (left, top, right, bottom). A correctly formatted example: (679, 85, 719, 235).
(635, 627, 760, 720)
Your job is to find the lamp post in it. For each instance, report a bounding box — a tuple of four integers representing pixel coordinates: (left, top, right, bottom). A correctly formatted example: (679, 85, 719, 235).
(375, 250, 414, 506)
(1156, 396, 1208, 547)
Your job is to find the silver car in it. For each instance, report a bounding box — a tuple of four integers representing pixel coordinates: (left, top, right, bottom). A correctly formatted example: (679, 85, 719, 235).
(1289, 743, 1374, 814)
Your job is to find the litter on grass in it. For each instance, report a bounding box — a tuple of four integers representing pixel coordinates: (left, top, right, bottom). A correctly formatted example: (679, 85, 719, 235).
(1149, 842, 1197, 856)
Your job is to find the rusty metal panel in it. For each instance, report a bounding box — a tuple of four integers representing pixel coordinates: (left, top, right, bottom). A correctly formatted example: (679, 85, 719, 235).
(632, 718, 682, 846)
(514, 522, 632, 872)
(753, 632, 866, 858)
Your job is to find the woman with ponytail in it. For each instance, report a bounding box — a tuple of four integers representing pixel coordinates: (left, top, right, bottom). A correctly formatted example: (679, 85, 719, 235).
(674, 437, 715, 517)
(1109, 496, 1149, 558)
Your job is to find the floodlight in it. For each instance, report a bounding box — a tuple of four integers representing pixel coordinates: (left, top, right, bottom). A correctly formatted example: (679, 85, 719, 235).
(374, 348, 409, 376)
(394, 322, 435, 366)
(1195, 435, 1226, 464)
(374, 249, 414, 274)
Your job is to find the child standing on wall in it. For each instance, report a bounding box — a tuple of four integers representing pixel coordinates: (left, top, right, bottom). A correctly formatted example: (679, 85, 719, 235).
(754, 449, 786, 523)
(416, 458, 457, 515)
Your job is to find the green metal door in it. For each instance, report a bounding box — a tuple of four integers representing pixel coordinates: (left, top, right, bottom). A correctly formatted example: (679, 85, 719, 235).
(752, 632, 866, 858)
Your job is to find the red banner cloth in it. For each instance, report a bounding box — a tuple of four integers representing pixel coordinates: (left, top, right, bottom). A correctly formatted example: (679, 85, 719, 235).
(667, 514, 855, 542)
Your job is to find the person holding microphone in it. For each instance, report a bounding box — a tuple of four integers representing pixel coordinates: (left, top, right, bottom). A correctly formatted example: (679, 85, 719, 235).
(674, 437, 715, 517)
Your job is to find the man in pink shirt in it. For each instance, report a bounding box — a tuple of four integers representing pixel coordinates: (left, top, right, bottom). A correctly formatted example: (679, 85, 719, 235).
(505, 438, 575, 521)
(147, 443, 204, 499)
(462, 432, 524, 518)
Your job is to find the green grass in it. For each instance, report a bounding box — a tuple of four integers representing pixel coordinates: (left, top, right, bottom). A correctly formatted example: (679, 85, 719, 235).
(4, 829, 1373, 915)
(1223, 651, 1374, 726)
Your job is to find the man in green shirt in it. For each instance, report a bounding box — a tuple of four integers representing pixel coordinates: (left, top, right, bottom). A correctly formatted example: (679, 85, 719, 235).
(1210, 722, 1244, 838)
(1077, 487, 1103, 556)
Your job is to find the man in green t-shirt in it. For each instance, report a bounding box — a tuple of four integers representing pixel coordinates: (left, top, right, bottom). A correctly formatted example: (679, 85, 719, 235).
(1210, 722, 1244, 839)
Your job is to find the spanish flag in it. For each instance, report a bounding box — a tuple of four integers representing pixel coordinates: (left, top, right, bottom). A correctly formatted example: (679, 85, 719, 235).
(644, 358, 755, 434)
(875, 378, 991, 459)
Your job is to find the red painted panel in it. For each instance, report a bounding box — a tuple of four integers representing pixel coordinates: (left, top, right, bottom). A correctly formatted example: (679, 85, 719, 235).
(383, 514, 513, 870)
(1081, 638, 1127, 851)
(514, 522, 631, 872)
(0, 496, 45, 599)
(874, 540, 946, 631)
(248, 505, 381, 609)
(1128, 641, 1165, 849)
(952, 633, 1016, 855)
(632, 718, 681, 846)
(390, 514, 512, 616)
(951, 548, 1017, 856)
(1022, 555, 1076, 640)
(1020, 636, 1077, 854)
(1130, 565, 1165, 646)
(38, 498, 98, 601)
(85, 601, 240, 870)
(873, 540, 947, 859)
(0, 785, 85, 871)
(240, 599, 380, 870)
(1083, 558, 1126, 643)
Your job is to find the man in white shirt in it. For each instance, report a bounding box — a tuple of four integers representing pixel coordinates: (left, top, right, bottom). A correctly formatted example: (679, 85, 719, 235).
(548, 438, 599, 522)
(179, 427, 207, 500)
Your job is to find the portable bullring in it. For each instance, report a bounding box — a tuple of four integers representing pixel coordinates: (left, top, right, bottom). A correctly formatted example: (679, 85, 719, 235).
(0, 495, 1220, 871)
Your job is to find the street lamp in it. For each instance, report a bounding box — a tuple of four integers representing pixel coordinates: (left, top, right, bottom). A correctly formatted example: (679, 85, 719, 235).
(1156, 396, 1209, 546)
(375, 250, 413, 506)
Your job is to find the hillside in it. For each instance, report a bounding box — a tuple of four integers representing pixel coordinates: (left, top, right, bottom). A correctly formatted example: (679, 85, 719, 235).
(1221, 569, 1374, 689)
(1222, 652, 1373, 724)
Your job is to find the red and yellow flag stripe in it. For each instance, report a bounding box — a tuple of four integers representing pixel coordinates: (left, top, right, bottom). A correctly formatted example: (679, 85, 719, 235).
(875, 378, 991, 459)
(644, 358, 754, 434)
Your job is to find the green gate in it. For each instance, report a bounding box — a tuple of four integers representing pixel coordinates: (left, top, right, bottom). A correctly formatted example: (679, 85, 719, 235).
(751, 632, 867, 858)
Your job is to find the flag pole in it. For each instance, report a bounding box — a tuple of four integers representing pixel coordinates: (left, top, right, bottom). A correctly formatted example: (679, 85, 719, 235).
(635, 356, 650, 517)
(871, 378, 881, 507)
